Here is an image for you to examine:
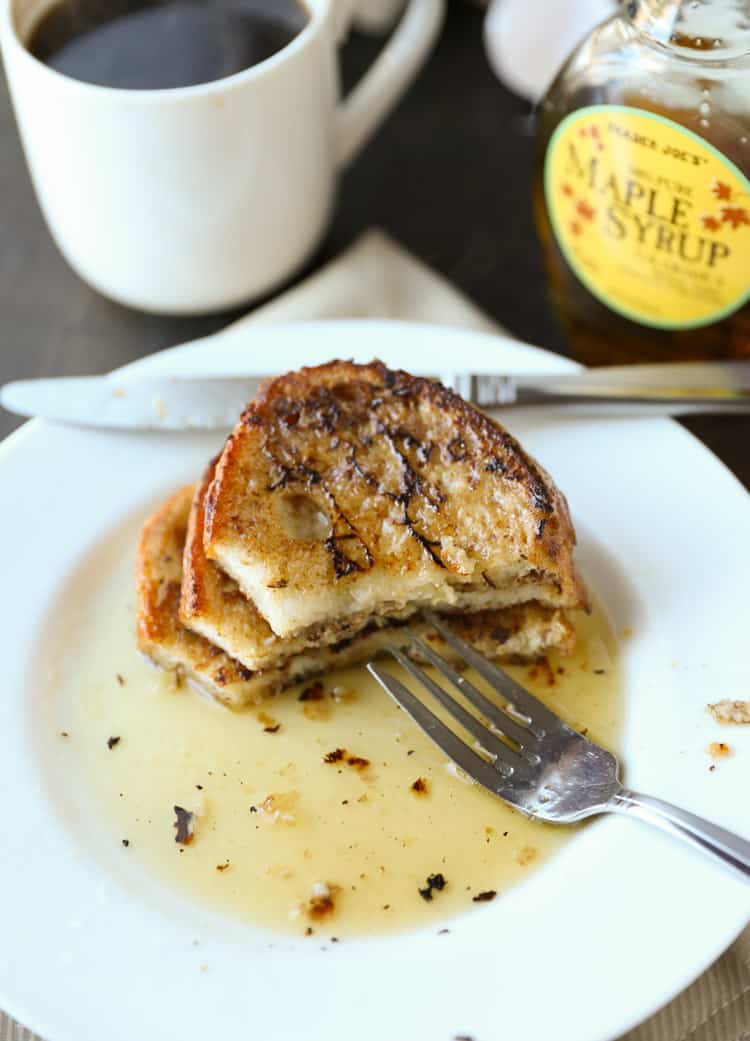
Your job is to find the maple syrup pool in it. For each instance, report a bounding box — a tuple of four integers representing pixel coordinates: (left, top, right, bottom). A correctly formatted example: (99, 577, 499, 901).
(37, 518, 624, 939)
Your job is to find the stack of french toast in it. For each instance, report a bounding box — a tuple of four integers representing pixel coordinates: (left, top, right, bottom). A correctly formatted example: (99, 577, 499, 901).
(136, 360, 587, 708)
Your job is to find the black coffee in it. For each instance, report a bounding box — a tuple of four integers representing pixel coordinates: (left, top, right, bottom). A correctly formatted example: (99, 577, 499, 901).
(27, 0, 308, 89)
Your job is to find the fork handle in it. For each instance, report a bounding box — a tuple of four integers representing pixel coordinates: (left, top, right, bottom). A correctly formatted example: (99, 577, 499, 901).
(609, 790, 750, 881)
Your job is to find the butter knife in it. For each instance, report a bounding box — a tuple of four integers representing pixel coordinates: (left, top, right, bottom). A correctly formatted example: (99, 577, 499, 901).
(2, 361, 750, 429)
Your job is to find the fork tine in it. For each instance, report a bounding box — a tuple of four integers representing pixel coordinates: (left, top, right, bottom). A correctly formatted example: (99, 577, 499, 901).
(389, 647, 520, 773)
(425, 613, 563, 736)
(366, 662, 507, 794)
(408, 635, 535, 749)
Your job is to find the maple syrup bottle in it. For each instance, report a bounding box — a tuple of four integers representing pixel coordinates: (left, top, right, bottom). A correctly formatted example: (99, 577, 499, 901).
(534, 0, 750, 364)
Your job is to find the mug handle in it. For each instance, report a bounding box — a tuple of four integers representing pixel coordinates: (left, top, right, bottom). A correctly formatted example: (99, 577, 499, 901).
(336, 0, 446, 169)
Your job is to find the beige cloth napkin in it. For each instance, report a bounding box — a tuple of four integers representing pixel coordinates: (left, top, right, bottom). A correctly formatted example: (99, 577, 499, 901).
(2, 230, 747, 1041)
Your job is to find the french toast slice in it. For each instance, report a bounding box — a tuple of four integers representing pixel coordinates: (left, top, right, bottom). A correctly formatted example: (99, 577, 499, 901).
(204, 360, 587, 639)
(138, 487, 575, 708)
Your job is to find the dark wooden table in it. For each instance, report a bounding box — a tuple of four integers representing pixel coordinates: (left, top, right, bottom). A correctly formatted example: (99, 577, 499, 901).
(1, 3, 748, 491)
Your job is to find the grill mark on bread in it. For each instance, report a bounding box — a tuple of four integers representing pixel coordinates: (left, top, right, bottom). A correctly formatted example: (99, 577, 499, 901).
(319, 490, 373, 579)
(339, 434, 449, 570)
(261, 437, 374, 580)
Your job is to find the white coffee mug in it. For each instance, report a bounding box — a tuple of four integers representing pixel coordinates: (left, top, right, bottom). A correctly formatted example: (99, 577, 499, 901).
(0, 0, 444, 314)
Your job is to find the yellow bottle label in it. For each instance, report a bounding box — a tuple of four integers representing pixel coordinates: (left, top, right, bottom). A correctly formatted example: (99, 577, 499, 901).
(545, 105, 750, 329)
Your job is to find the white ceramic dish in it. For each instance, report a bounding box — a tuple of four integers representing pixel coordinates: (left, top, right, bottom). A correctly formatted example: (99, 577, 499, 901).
(1, 320, 748, 1041)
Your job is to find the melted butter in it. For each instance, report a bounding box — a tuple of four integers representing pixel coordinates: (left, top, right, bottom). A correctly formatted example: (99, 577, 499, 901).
(46, 521, 623, 938)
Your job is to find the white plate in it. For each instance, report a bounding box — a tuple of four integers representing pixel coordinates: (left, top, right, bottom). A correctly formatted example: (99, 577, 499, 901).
(1, 320, 748, 1041)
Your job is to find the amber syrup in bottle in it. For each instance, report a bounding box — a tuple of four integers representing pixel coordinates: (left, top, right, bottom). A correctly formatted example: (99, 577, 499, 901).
(534, 0, 750, 364)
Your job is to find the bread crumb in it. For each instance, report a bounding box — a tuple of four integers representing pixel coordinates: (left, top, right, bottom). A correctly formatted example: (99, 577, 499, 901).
(708, 700, 750, 726)
(329, 686, 356, 704)
(515, 845, 537, 866)
(257, 710, 281, 733)
(258, 791, 298, 823)
(297, 880, 340, 920)
(303, 699, 331, 721)
(707, 742, 731, 760)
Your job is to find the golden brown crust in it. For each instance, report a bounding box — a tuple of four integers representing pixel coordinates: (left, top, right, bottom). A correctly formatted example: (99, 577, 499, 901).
(179, 460, 272, 654)
(204, 360, 587, 636)
(136, 486, 262, 706)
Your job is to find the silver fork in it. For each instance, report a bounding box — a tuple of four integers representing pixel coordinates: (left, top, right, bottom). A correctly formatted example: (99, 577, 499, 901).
(367, 614, 750, 881)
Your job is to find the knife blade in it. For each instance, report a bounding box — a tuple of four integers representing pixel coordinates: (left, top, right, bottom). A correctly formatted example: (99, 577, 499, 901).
(2, 361, 750, 430)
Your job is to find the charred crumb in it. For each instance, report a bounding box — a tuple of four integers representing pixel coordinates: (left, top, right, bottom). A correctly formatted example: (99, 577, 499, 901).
(454, 1035, 475, 1041)
(594, 669, 606, 675)
(419, 872, 447, 901)
(299, 681, 325, 702)
(472, 890, 497, 903)
(107, 736, 121, 750)
(331, 937, 339, 943)
(116, 673, 125, 687)
(438, 928, 450, 935)
(215, 862, 230, 872)
(59, 730, 69, 738)
(407, 749, 415, 756)
(709, 764, 716, 772)
(323, 748, 370, 770)
(173, 805, 196, 845)
(536, 518, 547, 538)
(411, 777, 429, 795)
(195, 784, 203, 790)
(264, 724, 281, 734)
(121, 839, 130, 848)
(249, 805, 257, 813)
(304, 927, 313, 937)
